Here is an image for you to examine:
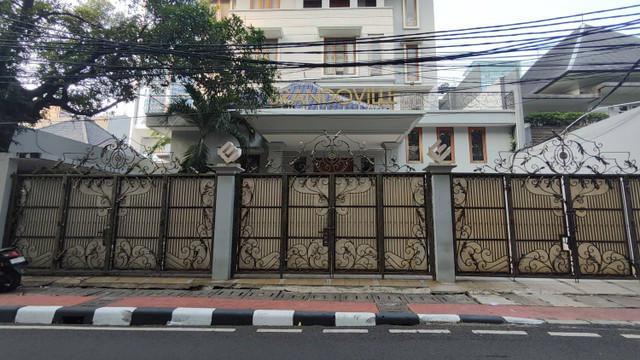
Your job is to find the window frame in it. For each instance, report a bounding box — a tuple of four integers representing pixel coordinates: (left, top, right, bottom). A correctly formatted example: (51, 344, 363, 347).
(358, 0, 377, 7)
(324, 38, 356, 76)
(436, 127, 455, 163)
(214, 0, 232, 19)
(369, 34, 383, 77)
(250, 0, 280, 9)
(468, 127, 487, 163)
(303, 0, 322, 7)
(406, 127, 423, 163)
(404, 44, 420, 83)
(402, 0, 419, 29)
(329, 0, 350, 7)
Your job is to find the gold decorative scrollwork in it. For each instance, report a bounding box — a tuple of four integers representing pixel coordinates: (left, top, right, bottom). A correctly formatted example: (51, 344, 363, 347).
(457, 241, 510, 273)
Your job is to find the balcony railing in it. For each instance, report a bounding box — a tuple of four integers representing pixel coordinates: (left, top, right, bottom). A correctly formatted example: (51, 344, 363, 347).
(438, 91, 515, 111)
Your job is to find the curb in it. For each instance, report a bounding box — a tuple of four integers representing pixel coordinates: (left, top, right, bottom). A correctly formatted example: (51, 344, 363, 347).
(0, 306, 545, 327)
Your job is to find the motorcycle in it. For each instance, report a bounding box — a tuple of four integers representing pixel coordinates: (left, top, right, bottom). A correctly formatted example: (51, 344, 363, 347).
(0, 247, 27, 292)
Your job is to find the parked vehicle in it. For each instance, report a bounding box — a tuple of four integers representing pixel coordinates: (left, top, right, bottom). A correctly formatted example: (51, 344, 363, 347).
(0, 247, 26, 292)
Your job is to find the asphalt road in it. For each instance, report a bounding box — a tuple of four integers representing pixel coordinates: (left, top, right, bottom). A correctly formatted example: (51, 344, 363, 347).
(1, 324, 639, 359)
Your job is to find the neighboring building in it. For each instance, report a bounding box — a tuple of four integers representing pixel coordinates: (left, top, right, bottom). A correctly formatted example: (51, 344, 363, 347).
(521, 24, 640, 117)
(142, 0, 523, 173)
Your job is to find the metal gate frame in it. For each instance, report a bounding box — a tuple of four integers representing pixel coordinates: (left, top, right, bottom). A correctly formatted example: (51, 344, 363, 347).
(232, 172, 434, 277)
(3, 173, 217, 275)
(453, 173, 640, 279)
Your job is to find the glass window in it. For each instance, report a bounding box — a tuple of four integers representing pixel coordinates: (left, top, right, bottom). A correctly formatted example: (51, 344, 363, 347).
(405, 44, 420, 82)
(369, 35, 382, 76)
(404, 0, 418, 27)
(358, 0, 377, 6)
(324, 38, 356, 75)
(214, 0, 232, 18)
(255, 39, 278, 62)
(304, 0, 322, 7)
(437, 127, 454, 163)
(406, 127, 423, 163)
(469, 127, 487, 163)
(330, 0, 350, 7)
(251, 0, 279, 8)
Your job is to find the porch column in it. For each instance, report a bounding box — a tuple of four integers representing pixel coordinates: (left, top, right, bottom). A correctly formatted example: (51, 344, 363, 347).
(425, 164, 457, 283)
(211, 164, 244, 280)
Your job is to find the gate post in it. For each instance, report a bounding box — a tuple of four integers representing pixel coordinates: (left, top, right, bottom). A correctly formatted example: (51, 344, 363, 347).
(425, 164, 457, 283)
(211, 164, 244, 280)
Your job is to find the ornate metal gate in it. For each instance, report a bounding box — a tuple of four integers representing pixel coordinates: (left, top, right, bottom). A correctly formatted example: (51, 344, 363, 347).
(5, 174, 216, 273)
(233, 132, 432, 276)
(234, 173, 431, 276)
(454, 133, 640, 278)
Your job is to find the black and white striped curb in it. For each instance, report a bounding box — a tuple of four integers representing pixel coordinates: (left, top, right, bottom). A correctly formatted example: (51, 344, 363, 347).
(0, 306, 545, 326)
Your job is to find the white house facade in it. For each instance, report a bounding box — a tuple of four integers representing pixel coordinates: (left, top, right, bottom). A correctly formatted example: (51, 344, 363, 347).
(140, 0, 523, 174)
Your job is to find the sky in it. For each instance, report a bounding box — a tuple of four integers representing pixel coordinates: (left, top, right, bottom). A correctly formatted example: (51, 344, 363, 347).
(432, 0, 640, 83)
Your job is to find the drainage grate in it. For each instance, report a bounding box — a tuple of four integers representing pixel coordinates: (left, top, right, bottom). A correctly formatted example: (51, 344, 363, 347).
(243, 290, 282, 300)
(340, 294, 374, 303)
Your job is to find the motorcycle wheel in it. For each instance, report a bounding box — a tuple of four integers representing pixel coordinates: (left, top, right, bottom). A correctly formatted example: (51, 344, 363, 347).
(0, 269, 20, 292)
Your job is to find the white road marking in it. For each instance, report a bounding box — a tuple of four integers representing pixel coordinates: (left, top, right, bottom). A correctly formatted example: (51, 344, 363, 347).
(389, 329, 451, 334)
(548, 332, 601, 338)
(473, 330, 528, 336)
(256, 329, 303, 333)
(323, 329, 368, 334)
(621, 334, 640, 339)
(0, 325, 235, 332)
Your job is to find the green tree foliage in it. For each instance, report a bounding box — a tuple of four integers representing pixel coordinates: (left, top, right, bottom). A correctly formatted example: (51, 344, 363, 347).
(165, 84, 255, 173)
(525, 111, 609, 127)
(0, 0, 276, 152)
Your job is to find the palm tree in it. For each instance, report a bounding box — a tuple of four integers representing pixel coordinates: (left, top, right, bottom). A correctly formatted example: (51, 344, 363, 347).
(165, 83, 255, 173)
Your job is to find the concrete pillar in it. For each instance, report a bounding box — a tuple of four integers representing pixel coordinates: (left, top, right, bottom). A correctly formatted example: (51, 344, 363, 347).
(211, 164, 244, 280)
(425, 164, 456, 283)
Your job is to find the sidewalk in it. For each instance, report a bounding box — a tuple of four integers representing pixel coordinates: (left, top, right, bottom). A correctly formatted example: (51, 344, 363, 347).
(1, 275, 640, 326)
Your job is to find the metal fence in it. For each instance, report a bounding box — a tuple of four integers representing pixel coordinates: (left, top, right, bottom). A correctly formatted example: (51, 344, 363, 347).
(4, 174, 216, 274)
(453, 174, 640, 278)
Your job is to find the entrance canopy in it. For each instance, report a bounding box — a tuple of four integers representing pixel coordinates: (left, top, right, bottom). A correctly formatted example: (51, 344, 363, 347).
(247, 82, 424, 148)
(248, 109, 424, 148)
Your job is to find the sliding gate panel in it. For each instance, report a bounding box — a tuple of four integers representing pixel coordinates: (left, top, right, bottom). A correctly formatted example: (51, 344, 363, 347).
(569, 177, 632, 276)
(383, 175, 429, 272)
(287, 176, 330, 271)
(112, 177, 164, 270)
(510, 176, 570, 275)
(334, 176, 378, 272)
(453, 176, 510, 274)
(61, 177, 113, 270)
(237, 176, 283, 271)
(12, 177, 66, 269)
(164, 177, 216, 271)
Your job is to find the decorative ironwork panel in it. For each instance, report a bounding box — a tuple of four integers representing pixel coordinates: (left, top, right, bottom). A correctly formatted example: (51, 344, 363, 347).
(12, 177, 65, 268)
(237, 177, 282, 271)
(510, 176, 570, 275)
(569, 177, 632, 276)
(164, 177, 216, 271)
(334, 176, 378, 271)
(453, 176, 510, 273)
(60, 178, 113, 270)
(113, 177, 163, 270)
(382, 175, 429, 272)
(287, 176, 329, 271)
